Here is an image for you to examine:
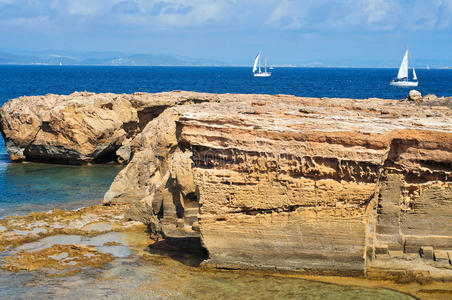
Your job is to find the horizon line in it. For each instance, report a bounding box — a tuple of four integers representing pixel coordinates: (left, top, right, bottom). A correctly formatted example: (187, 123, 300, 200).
(0, 64, 451, 70)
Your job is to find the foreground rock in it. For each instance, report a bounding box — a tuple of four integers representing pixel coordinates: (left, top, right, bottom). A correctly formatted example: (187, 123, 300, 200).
(0, 91, 217, 163)
(104, 92, 452, 279)
(0, 204, 148, 276)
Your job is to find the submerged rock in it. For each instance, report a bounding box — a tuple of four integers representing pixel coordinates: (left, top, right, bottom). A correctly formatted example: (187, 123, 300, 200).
(1, 244, 113, 275)
(0, 204, 150, 276)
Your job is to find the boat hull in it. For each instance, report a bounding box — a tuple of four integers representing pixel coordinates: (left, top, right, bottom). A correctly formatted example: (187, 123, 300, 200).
(254, 72, 271, 77)
(390, 81, 418, 87)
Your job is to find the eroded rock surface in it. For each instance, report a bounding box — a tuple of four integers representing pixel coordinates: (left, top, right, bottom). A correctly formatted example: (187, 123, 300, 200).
(104, 92, 452, 278)
(0, 91, 217, 163)
(0, 204, 149, 276)
(1, 90, 451, 278)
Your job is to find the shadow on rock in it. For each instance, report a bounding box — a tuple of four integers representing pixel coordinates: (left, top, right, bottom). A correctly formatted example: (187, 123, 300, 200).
(146, 237, 208, 267)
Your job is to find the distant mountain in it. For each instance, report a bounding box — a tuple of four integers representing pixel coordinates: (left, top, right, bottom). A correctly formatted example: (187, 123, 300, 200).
(2, 50, 452, 68)
(81, 54, 224, 66)
(0, 51, 226, 66)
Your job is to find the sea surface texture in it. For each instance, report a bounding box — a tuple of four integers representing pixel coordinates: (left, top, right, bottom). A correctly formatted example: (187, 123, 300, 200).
(0, 65, 450, 298)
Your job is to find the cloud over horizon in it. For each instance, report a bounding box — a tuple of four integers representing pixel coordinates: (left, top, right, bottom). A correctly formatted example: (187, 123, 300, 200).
(1, 0, 451, 65)
(1, 0, 451, 31)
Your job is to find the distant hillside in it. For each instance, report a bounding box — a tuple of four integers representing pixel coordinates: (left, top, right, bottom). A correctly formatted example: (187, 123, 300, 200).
(0, 51, 226, 66)
(2, 50, 452, 68)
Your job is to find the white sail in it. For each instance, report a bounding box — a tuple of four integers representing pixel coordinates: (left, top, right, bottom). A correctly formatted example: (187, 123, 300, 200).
(253, 52, 260, 73)
(252, 51, 271, 77)
(397, 50, 409, 79)
(413, 67, 417, 81)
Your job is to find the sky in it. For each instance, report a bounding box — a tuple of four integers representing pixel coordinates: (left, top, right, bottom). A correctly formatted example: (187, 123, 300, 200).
(1, 0, 452, 66)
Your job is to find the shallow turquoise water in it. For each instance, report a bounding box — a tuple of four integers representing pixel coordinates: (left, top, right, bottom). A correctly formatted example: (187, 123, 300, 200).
(0, 255, 416, 300)
(0, 159, 122, 217)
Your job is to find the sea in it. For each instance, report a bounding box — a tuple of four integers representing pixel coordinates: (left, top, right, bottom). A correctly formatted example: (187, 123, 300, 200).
(1, 65, 451, 298)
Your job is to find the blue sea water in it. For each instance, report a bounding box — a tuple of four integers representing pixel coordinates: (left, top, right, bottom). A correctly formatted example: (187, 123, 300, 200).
(1, 65, 452, 217)
(1, 66, 452, 104)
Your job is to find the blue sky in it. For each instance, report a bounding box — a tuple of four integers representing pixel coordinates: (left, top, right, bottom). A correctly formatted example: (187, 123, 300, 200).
(1, 0, 452, 66)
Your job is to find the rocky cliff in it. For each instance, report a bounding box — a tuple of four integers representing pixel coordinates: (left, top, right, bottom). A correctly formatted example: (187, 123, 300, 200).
(1, 91, 451, 278)
(103, 92, 452, 277)
(0, 91, 217, 163)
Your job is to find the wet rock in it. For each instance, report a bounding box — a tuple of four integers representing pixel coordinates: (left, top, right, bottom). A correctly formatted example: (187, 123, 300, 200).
(1, 244, 113, 275)
(0, 204, 151, 276)
(0, 204, 145, 252)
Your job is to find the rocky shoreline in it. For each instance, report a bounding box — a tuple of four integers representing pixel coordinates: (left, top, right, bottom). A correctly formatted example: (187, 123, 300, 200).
(0, 204, 147, 275)
(0, 204, 449, 299)
(0, 91, 451, 292)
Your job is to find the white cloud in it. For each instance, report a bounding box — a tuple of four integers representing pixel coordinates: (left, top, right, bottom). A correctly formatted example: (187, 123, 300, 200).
(151, 1, 231, 27)
(0, 0, 451, 32)
(268, 0, 305, 30)
(65, 0, 109, 16)
(437, 0, 452, 29)
(359, 0, 396, 24)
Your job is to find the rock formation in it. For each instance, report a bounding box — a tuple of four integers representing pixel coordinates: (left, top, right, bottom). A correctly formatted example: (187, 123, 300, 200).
(103, 92, 452, 277)
(0, 91, 217, 163)
(1, 91, 451, 279)
(407, 89, 422, 102)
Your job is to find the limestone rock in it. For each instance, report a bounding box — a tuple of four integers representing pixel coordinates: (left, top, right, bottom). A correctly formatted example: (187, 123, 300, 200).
(407, 90, 422, 102)
(2, 89, 451, 277)
(104, 92, 452, 276)
(0, 91, 217, 163)
(423, 94, 438, 102)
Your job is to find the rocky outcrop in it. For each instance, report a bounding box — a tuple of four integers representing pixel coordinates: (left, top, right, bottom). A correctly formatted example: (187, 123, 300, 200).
(104, 92, 452, 277)
(1, 90, 451, 278)
(0, 91, 217, 163)
(407, 89, 422, 102)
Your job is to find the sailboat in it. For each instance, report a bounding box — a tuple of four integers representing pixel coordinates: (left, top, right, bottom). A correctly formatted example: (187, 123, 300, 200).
(390, 50, 418, 87)
(253, 52, 271, 77)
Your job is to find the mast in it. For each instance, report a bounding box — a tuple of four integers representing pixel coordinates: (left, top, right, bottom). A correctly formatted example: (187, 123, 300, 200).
(265, 58, 267, 73)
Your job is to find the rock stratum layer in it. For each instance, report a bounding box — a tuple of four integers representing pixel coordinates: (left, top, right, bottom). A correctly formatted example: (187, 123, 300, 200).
(2, 91, 452, 279)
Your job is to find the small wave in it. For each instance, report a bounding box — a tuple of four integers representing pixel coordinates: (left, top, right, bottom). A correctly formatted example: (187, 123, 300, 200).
(72, 206, 87, 212)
